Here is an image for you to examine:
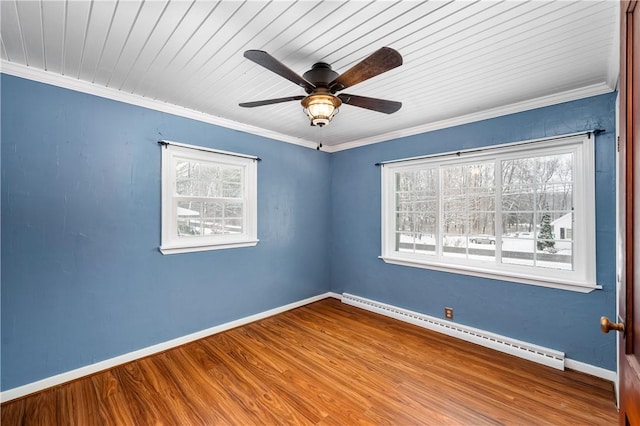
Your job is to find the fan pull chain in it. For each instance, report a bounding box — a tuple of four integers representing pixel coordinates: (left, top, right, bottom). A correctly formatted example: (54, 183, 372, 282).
(316, 125, 323, 151)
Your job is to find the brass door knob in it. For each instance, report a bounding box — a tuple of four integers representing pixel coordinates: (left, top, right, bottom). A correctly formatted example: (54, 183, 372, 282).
(600, 316, 625, 333)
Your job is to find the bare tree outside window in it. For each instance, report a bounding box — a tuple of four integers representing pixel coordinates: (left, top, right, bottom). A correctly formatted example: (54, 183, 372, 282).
(382, 134, 595, 290)
(501, 153, 573, 269)
(393, 152, 574, 270)
(175, 160, 244, 237)
(395, 168, 437, 255)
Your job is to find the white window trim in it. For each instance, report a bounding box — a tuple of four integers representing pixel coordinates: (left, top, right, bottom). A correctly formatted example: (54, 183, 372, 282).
(160, 143, 258, 255)
(380, 134, 599, 293)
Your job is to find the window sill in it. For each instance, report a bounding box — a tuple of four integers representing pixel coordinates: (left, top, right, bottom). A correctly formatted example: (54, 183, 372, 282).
(160, 240, 259, 255)
(379, 255, 600, 293)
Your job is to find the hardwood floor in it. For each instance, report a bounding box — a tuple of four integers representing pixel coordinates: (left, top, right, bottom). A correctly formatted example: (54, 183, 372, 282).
(1, 298, 617, 425)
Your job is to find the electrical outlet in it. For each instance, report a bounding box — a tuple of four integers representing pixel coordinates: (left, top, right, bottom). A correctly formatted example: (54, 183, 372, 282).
(444, 307, 454, 320)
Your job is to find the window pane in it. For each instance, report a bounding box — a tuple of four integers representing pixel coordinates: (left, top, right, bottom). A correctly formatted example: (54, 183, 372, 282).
(469, 195, 495, 212)
(534, 211, 573, 270)
(443, 211, 465, 235)
(224, 218, 243, 234)
(394, 168, 437, 256)
(415, 203, 436, 234)
(536, 183, 573, 212)
(397, 232, 436, 255)
(224, 202, 243, 218)
(396, 170, 437, 193)
(382, 135, 592, 289)
(442, 234, 467, 259)
(468, 209, 496, 262)
(501, 226, 535, 266)
(442, 166, 465, 196)
(500, 212, 573, 270)
(442, 162, 495, 261)
(396, 191, 411, 204)
(176, 200, 246, 237)
(396, 172, 412, 192)
(223, 182, 242, 198)
(175, 160, 244, 198)
(443, 196, 465, 215)
(469, 212, 495, 236)
(501, 211, 534, 234)
(176, 161, 221, 197)
(502, 158, 535, 186)
(177, 201, 202, 236)
(222, 167, 242, 183)
(536, 153, 573, 184)
(176, 161, 197, 196)
(203, 201, 223, 218)
(502, 184, 535, 211)
(397, 232, 415, 253)
(396, 213, 413, 232)
(201, 202, 222, 235)
(468, 163, 495, 188)
(500, 151, 574, 269)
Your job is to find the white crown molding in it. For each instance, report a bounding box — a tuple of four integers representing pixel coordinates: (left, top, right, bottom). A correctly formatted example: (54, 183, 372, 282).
(606, 2, 621, 91)
(324, 82, 615, 153)
(1, 61, 614, 153)
(0, 61, 317, 150)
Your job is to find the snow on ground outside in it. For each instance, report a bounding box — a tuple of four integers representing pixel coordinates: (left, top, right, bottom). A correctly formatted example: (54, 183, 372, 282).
(398, 234, 572, 270)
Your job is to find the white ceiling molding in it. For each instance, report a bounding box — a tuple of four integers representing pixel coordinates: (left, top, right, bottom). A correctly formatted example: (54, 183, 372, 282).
(1, 60, 614, 153)
(323, 82, 615, 153)
(1, 0, 619, 151)
(0, 61, 317, 150)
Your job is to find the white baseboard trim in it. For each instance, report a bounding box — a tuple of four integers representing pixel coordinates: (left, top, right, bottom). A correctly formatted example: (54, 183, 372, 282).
(2, 290, 613, 403)
(564, 358, 616, 382)
(326, 291, 342, 300)
(341, 292, 616, 382)
(0, 292, 337, 403)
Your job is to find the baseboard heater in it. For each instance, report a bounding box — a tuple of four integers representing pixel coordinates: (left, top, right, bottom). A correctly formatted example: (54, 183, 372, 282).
(341, 293, 565, 370)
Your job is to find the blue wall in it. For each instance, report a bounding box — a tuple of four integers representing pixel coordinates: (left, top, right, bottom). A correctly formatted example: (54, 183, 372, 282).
(330, 93, 617, 370)
(1, 75, 332, 390)
(1, 73, 617, 391)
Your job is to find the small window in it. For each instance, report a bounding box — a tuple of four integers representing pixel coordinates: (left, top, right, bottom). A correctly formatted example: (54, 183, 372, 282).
(381, 134, 597, 292)
(160, 143, 258, 254)
(565, 228, 573, 240)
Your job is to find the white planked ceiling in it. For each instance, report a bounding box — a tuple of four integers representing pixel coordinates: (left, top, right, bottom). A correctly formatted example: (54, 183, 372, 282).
(0, 1, 618, 150)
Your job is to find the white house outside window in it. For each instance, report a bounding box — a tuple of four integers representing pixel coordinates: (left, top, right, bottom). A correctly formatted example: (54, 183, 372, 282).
(380, 134, 597, 292)
(160, 142, 258, 254)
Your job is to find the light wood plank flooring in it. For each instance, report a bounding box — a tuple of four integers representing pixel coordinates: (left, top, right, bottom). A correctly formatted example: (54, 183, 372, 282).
(1, 298, 617, 425)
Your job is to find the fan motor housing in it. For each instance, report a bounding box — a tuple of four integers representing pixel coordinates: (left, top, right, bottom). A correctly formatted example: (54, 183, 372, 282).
(303, 63, 339, 89)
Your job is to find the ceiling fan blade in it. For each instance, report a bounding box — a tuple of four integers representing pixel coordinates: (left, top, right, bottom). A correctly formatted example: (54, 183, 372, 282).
(329, 47, 402, 92)
(244, 50, 315, 91)
(338, 93, 402, 114)
(239, 95, 305, 108)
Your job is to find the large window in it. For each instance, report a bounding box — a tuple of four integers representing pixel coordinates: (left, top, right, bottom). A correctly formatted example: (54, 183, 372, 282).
(160, 142, 258, 254)
(381, 134, 597, 292)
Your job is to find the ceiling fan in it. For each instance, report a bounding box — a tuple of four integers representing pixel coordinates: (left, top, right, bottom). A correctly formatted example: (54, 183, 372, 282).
(239, 47, 403, 127)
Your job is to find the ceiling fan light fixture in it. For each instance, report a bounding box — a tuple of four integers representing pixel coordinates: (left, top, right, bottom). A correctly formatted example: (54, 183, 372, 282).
(301, 94, 342, 127)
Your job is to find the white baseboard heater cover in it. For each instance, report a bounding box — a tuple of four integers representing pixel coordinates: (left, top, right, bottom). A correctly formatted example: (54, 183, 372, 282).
(341, 293, 565, 370)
